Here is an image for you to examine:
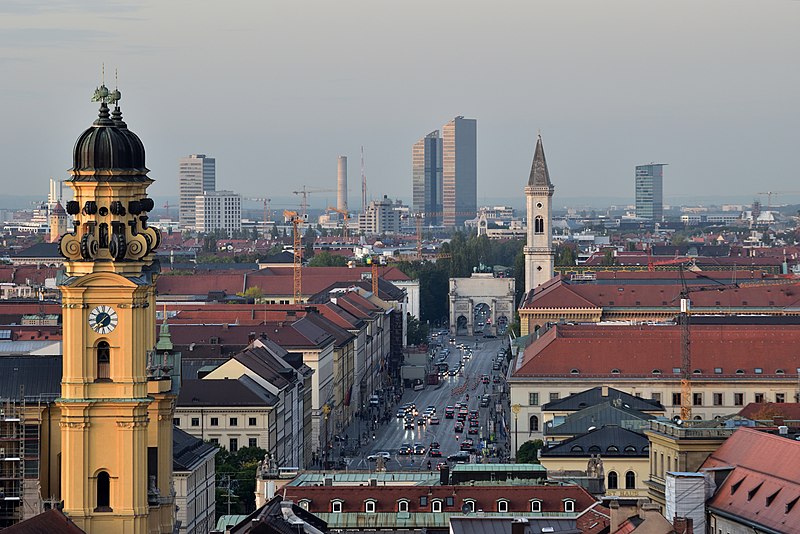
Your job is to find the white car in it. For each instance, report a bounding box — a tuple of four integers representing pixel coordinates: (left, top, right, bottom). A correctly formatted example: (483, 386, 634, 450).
(367, 451, 391, 461)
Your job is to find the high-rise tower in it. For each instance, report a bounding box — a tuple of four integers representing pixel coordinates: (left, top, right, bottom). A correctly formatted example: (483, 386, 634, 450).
(524, 134, 554, 295)
(178, 154, 215, 229)
(56, 86, 175, 533)
(441, 117, 477, 226)
(337, 156, 348, 212)
(411, 130, 442, 224)
(635, 163, 665, 221)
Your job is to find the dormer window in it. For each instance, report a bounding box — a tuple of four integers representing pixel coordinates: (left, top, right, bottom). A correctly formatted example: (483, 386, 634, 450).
(331, 500, 343, 513)
(398, 500, 409, 513)
(497, 499, 508, 513)
(432, 499, 442, 513)
(299, 499, 310, 511)
(365, 499, 376, 513)
(463, 500, 475, 513)
(530, 499, 542, 512)
(563, 499, 575, 513)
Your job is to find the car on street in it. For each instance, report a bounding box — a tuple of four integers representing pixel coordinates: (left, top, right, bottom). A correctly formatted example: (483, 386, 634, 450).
(398, 444, 411, 455)
(396, 410, 406, 418)
(468, 427, 478, 435)
(417, 418, 427, 426)
(436, 461, 448, 470)
(454, 422, 464, 433)
(413, 443, 425, 455)
(480, 397, 490, 408)
(430, 448, 442, 457)
(445, 406, 455, 418)
(448, 451, 470, 463)
(430, 416, 440, 425)
(367, 451, 391, 461)
(404, 420, 414, 429)
(492, 362, 501, 370)
(460, 439, 475, 451)
(469, 419, 479, 427)
(430, 441, 440, 449)
(493, 375, 501, 383)
(448, 369, 459, 376)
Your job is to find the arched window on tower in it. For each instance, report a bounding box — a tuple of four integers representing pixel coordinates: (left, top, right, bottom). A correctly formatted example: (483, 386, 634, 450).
(96, 341, 111, 381)
(534, 216, 544, 234)
(529, 415, 539, 432)
(96, 471, 112, 512)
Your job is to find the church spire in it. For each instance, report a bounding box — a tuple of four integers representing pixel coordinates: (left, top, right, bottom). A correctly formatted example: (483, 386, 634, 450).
(528, 134, 553, 189)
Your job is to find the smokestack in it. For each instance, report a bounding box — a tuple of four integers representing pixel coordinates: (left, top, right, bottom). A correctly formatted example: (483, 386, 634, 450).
(337, 156, 348, 212)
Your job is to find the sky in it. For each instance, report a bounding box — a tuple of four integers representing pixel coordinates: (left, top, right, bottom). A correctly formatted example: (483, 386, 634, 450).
(1, 0, 799, 211)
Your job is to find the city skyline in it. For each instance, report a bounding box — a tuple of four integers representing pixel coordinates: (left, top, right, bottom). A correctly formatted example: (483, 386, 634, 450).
(1, 1, 799, 206)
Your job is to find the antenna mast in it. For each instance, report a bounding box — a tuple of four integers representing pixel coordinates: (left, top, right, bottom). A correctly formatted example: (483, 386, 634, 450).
(361, 146, 367, 214)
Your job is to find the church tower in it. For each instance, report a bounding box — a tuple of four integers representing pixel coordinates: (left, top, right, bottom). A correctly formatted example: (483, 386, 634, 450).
(524, 134, 554, 295)
(56, 85, 174, 533)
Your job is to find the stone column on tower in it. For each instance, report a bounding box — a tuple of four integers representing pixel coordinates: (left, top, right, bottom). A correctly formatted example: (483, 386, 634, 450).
(524, 134, 555, 295)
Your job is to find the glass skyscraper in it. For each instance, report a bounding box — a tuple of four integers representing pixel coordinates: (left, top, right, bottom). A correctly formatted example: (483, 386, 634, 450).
(179, 154, 216, 228)
(635, 163, 666, 221)
(441, 116, 477, 227)
(412, 131, 442, 225)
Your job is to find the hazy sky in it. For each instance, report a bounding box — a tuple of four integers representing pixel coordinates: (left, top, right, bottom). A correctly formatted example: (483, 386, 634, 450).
(2, 0, 799, 210)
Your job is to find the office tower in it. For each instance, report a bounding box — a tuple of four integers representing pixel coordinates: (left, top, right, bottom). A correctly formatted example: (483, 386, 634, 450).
(179, 154, 215, 228)
(442, 116, 477, 226)
(524, 135, 555, 295)
(412, 130, 443, 224)
(635, 163, 666, 221)
(337, 156, 348, 212)
(194, 190, 241, 235)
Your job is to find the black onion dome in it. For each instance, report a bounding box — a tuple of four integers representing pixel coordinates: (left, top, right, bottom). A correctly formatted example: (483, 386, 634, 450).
(71, 102, 149, 181)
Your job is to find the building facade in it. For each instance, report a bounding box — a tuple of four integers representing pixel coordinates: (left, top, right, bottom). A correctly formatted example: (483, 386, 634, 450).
(412, 130, 443, 224)
(194, 190, 241, 235)
(357, 196, 402, 235)
(635, 163, 665, 221)
(524, 134, 555, 295)
(179, 154, 216, 229)
(442, 116, 477, 227)
(56, 90, 175, 533)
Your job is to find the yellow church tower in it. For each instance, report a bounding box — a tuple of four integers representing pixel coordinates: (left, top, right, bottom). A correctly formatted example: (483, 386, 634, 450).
(56, 84, 175, 534)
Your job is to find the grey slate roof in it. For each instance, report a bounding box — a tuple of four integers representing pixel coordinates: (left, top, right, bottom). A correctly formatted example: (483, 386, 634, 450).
(233, 340, 298, 390)
(545, 401, 655, 437)
(0, 356, 61, 399)
(541, 425, 649, 457)
(177, 377, 278, 408)
(173, 426, 218, 471)
(527, 135, 553, 189)
(542, 387, 664, 412)
(451, 517, 580, 534)
(11, 242, 61, 258)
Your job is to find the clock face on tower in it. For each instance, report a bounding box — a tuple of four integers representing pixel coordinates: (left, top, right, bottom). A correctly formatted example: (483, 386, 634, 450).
(88, 305, 118, 334)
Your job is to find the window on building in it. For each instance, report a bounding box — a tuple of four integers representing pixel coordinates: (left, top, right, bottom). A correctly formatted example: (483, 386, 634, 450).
(209, 438, 219, 445)
(331, 500, 342, 513)
(530, 500, 542, 512)
(173, 418, 180, 426)
(693, 393, 703, 406)
(210, 417, 219, 426)
(755, 393, 765, 403)
(529, 392, 539, 406)
(432, 500, 442, 513)
(96, 471, 111, 512)
(625, 471, 636, 489)
(713, 393, 723, 406)
(96, 341, 111, 381)
(230, 417, 238, 427)
(191, 417, 200, 427)
(549, 392, 559, 402)
(672, 392, 681, 406)
(446, 496, 454, 507)
(229, 438, 238, 452)
(651, 392, 661, 403)
(776, 393, 786, 403)
(365, 500, 376, 513)
(248, 438, 257, 448)
(734, 393, 744, 406)
(497, 500, 508, 513)
(564, 500, 575, 513)
(249, 417, 257, 426)
(607, 471, 618, 489)
(398, 500, 408, 512)
(420, 496, 428, 507)
(534, 216, 544, 234)
(529, 415, 539, 432)
(463, 500, 475, 513)
(299, 500, 309, 510)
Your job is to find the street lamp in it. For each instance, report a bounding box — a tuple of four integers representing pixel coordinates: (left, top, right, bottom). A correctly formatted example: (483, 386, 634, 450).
(322, 404, 331, 469)
(511, 404, 521, 463)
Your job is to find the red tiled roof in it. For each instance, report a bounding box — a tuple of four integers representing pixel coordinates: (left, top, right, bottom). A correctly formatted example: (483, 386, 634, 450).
(282, 484, 596, 514)
(2, 509, 86, 533)
(702, 428, 800, 533)
(514, 324, 800, 378)
(738, 402, 800, 421)
(577, 503, 610, 534)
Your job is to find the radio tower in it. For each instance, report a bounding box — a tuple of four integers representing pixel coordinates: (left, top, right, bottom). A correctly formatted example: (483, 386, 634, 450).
(361, 146, 367, 214)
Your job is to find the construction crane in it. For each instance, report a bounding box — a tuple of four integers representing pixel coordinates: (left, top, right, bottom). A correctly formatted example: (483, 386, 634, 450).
(284, 210, 303, 304)
(326, 206, 350, 239)
(756, 190, 800, 210)
(245, 197, 273, 227)
(163, 201, 172, 219)
(365, 256, 379, 295)
(292, 186, 336, 219)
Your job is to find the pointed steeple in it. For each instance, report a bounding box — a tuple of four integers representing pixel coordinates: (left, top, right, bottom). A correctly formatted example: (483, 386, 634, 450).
(528, 134, 553, 189)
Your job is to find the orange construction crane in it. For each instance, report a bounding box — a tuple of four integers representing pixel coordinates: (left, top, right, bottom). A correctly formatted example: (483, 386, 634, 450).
(326, 206, 350, 239)
(284, 210, 303, 303)
(293, 186, 336, 218)
(366, 256, 379, 295)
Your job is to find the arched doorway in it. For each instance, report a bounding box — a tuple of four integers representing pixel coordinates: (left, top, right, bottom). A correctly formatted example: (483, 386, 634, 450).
(473, 303, 491, 333)
(456, 316, 468, 336)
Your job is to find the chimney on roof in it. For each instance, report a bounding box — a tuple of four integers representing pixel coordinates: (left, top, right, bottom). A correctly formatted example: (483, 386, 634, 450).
(672, 516, 693, 534)
(260, 333, 268, 340)
(601, 385, 609, 397)
(773, 415, 785, 427)
(249, 332, 257, 343)
(511, 519, 528, 534)
(439, 464, 449, 485)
